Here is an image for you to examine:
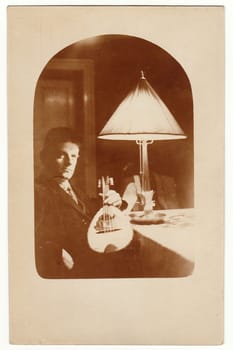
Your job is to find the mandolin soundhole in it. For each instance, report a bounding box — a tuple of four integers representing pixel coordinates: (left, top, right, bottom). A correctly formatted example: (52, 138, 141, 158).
(87, 176, 133, 253)
(95, 211, 122, 234)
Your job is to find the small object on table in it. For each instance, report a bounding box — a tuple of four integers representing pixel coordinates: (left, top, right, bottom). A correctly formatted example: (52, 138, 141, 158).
(129, 211, 166, 225)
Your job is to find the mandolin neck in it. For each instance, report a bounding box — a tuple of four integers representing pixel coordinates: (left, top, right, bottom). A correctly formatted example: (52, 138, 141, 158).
(100, 176, 111, 207)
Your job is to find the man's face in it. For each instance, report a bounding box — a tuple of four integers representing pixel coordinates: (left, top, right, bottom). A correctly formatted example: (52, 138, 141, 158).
(45, 142, 80, 180)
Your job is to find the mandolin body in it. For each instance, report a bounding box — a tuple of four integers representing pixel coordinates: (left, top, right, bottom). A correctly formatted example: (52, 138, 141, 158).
(87, 206, 133, 253)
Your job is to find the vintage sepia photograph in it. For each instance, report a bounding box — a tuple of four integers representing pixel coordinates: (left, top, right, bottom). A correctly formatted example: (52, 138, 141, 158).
(8, 5, 224, 345)
(34, 34, 195, 279)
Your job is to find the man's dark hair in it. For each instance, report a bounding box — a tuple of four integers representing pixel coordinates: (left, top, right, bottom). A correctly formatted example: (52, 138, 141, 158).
(40, 127, 81, 161)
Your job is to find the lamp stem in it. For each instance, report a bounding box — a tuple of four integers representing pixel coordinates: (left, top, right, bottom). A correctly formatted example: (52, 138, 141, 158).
(137, 140, 151, 192)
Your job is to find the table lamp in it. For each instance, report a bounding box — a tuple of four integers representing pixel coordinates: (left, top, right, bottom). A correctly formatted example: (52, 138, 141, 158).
(98, 71, 186, 219)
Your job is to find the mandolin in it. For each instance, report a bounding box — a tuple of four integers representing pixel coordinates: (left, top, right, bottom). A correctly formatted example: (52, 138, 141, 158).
(87, 176, 133, 253)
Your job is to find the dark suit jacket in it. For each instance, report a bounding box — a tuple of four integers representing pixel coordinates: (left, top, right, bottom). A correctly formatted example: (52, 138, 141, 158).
(34, 176, 139, 278)
(35, 176, 103, 278)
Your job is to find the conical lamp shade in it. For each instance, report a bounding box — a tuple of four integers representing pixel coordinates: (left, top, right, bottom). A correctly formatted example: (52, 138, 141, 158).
(99, 72, 186, 141)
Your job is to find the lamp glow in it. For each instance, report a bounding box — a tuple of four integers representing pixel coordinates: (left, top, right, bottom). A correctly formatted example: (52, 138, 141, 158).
(98, 71, 187, 216)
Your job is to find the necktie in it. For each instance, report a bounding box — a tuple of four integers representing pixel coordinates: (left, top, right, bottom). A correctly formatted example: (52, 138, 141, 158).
(65, 185, 86, 214)
(65, 186, 78, 204)
(57, 180, 85, 212)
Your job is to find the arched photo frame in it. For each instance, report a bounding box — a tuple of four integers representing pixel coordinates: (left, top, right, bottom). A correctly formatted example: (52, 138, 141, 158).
(8, 6, 224, 345)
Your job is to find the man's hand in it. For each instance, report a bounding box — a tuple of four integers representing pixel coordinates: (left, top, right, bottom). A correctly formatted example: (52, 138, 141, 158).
(101, 190, 122, 208)
(62, 249, 74, 270)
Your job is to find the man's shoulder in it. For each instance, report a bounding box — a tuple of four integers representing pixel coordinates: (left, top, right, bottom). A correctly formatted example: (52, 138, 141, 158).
(35, 180, 47, 191)
(34, 177, 58, 201)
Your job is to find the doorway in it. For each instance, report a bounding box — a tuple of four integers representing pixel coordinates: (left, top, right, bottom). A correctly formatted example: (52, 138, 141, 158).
(34, 58, 96, 197)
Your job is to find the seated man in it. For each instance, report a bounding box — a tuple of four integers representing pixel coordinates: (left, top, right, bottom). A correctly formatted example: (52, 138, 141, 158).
(34, 127, 122, 278)
(35, 130, 193, 279)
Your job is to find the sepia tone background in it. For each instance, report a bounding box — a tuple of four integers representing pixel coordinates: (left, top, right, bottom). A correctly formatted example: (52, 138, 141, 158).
(34, 35, 194, 206)
(8, 6, 224, 344)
